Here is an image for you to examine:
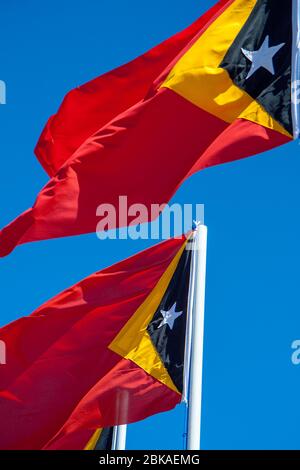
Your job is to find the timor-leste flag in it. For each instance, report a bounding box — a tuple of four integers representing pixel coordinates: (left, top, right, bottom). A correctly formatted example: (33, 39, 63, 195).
(0, 0, 294, 257)
(0, 235, 194, 450)
(84, 427, 114, 451)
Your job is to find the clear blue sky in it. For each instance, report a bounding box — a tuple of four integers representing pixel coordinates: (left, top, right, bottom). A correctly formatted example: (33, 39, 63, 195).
(1, 0, 300, 450)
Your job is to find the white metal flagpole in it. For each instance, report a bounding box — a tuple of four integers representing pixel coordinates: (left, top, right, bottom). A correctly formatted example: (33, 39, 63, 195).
(112, 425, 127, 450)
(291, 0, 300, 139)
(186, 223, 208, 450)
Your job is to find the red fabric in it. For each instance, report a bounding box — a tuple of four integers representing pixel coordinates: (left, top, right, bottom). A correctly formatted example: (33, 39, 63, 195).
(0, 236, 185, 449)
(0, 88, 228, 256)
(0, 87, 291, 258)
(187, 118, 291, 177)
(45, 359, 180, 450)
(35, 0, 231, 176)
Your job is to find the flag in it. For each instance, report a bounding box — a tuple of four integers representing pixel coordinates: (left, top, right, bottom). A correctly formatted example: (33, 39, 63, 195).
(84, 428, 114, 451)
(0, 235, 193, 449)
(35, 3, 223, 177)
(0, 0, 293, 257)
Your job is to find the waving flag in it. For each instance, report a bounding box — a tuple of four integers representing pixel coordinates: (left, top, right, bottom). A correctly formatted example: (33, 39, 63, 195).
(84, 428, 113, 451)
(0, 235, 194, 449)
(0, 0, 294, 257)
(34, 4, 222, 177)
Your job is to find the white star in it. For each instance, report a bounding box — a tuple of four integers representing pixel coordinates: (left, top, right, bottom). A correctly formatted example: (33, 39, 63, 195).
(241, 35, 285, 80)
(158, 302, 183, 330)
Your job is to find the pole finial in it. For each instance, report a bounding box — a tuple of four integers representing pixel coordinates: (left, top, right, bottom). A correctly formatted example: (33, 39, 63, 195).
(192, 220, 201, 231)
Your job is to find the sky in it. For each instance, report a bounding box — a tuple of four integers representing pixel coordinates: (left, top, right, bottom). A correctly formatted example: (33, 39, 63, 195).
(0, 0, 300, 450)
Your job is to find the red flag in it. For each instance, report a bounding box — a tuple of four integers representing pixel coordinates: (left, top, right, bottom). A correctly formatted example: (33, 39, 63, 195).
(0, 0, 292, 256)
(35, 2, 224, 177)
(0, 235, 192, 449)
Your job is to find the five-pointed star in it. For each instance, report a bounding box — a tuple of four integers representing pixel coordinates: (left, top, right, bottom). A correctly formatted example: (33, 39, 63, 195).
(158, 302, 183, 330)
(241, 35, 285, 80)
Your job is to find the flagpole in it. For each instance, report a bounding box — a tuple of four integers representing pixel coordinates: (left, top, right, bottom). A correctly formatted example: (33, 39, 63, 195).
(186, 223, 208, 450)
(112, 425, 127, 450)
(292, 0, 300, 139)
